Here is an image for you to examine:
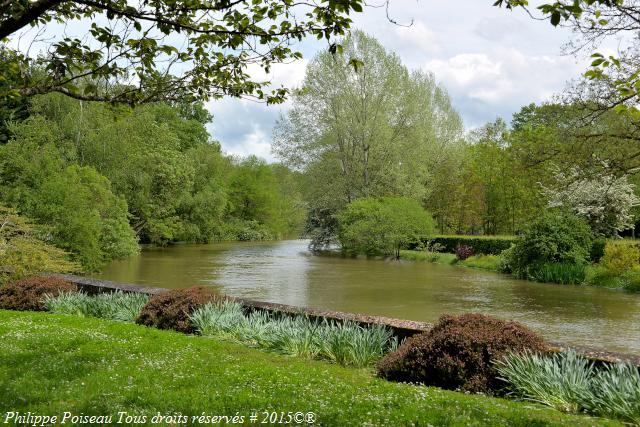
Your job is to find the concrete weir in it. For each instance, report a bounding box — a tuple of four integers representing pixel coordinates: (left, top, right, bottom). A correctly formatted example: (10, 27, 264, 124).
(53, 274, 640, 367)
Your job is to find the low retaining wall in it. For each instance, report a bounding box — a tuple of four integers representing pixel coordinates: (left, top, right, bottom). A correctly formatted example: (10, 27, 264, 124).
(54, 274, 640, 366)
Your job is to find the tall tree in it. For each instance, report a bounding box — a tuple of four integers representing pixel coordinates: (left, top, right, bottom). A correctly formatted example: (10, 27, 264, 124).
(274, 31, 463, 247)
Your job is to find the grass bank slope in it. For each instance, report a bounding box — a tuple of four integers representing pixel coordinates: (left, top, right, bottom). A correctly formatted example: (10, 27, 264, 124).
(0, 310, 618, 426)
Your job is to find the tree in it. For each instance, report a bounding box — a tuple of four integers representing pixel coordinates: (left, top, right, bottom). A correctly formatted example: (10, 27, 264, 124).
(0, 0, 364, 105)
(496, 0, 640, 117)
(0, 206, 80, 284)
(338, 197, 435, 259)
(0, 120, 139, 270)
(542, 169, 640, 237)
(274, 31, 463, 247)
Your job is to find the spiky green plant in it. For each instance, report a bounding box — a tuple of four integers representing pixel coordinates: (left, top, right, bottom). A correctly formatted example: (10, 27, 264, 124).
(495, 350, 593, 412)
(588, 361, 640, 424)
(189, 302, 396, 367)
(44, 291, 149, 322)
(496, 350, 640, 424)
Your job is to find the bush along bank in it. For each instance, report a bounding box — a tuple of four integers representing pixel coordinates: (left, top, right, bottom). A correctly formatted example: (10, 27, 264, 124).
(1, 275, 639, 425)
(401, 211, 640, 292)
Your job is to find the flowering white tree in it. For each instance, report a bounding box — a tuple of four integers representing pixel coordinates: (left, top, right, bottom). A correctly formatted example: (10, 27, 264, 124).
(542, 170, 640, 237)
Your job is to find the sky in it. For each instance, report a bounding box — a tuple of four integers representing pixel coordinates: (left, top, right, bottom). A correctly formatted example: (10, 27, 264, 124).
(207, 0, 590, 162)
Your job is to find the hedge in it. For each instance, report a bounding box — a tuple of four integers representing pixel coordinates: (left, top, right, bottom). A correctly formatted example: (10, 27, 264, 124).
(414, 235, 516, 255)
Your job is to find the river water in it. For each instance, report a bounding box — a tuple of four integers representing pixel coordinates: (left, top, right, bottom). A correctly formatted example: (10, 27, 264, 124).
(93, 239, 640, 353)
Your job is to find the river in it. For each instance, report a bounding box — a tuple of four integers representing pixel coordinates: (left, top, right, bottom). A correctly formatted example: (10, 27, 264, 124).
(92, 239, 640, 354)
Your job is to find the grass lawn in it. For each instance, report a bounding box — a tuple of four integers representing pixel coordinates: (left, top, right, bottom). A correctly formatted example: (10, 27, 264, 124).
(0, 310, 620, 426)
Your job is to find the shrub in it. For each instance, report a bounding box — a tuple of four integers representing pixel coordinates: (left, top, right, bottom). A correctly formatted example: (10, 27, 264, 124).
(528, 263, 586, 285)
(461, 254, 500, 271)
(136, 287, 223, 333)
(585, 265, 640, 292)
(45, 291, 149, 322)
(508, 210, 593, 279)
(454, 245, 474, 261)
(0, 276, 76, 311)
(0, 206, 80, 284)
(600, 242, 640, 273)
(215, 219, 274, 242)
(338, 197, 435, 258)
(376, 313, 546, 394)
(399, 250, 457, 264)
(414, 236, 515, 255)
(496, 350, 640, 424)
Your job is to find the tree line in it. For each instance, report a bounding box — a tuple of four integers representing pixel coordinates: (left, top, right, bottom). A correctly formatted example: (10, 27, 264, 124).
(273, 31, 640, 251)
(0, 95, 306, 271)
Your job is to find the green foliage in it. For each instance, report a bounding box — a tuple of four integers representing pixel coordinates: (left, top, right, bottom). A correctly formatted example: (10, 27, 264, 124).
(585, 265, 640, 292)
(1, 0, 363, 104)
(338, 197, 435, 258)
(0, 207, 80, 283)
(600, 242, 640, 273)
(496, 350, 640, 424)
(0, 123, 139, 270)
(0, 311, 612, 427)
(527, 263, 587, 285)
(461, 255, 501, 271)
(0, 94, 305, 268)
(507, 211, 593, 279)
(421, 235, 516, 255)
(190, 302, 396, 367)
(227, 156, 304, 239)
(399, 250, 458, 265)
(591, 238, 607, 263)
(275, 31, 463, 247)
(44, 291, 149, 322)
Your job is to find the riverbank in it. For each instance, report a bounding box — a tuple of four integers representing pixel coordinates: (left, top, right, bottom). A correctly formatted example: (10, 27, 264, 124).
(0, 310, 620, 426)
(399, 249, 640, 292)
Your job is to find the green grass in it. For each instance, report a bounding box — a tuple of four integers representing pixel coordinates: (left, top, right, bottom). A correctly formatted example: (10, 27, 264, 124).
(585, 266, 640, 292)
(460, 255, 501, 272)
(400, 250, 457, 264)
(0, 310, 619, 426)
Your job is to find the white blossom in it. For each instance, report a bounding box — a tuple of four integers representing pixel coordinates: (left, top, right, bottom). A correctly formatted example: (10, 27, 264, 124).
(541, 169, 640, 237)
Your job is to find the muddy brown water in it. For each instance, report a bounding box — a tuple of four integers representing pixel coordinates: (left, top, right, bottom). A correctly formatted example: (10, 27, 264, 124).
(92, 239, 640, 353)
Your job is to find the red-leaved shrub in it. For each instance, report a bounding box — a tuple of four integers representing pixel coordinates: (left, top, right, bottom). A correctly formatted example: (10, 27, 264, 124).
(376, 313, 546, 393)
(0, 276, 76, 311)
(135, 286, 223, 333)
(455, 244, 474, 261)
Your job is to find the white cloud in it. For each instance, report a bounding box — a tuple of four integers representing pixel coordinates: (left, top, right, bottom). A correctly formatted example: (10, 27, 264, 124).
(222, 127, 275, 162)
(425, 47, 583, 125)
(393, 21, 441, 54)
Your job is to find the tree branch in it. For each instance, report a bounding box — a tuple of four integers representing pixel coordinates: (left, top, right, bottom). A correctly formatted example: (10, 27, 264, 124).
(0, 0, 64, 39)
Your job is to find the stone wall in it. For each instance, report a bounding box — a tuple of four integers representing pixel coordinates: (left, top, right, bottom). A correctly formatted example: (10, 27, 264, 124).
(53, 274, 640, 366)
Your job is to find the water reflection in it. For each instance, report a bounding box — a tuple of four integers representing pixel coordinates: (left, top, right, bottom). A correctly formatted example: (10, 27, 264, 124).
(93, 240, 640, 353)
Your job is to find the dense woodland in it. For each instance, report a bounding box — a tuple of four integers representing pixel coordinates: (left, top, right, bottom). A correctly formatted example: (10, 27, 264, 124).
(0, 95, 306, 272)
(2, 28, 640, 274)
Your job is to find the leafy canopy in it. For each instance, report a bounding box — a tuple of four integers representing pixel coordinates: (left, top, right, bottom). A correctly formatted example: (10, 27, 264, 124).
(0, 0, 364, 105)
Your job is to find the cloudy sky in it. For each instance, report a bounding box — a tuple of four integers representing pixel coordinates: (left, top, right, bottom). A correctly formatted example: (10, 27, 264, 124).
(209, 1, 588, 161)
